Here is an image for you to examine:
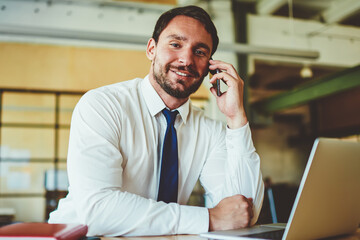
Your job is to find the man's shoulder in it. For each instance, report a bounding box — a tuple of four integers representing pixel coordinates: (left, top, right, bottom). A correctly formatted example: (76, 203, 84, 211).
(74, 77, 144, 113)
(94, 77, 143, 94)
(83, 77, 143, 100)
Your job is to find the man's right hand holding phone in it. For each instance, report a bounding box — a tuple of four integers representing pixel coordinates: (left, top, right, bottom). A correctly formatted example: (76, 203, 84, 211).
(208, 59, 248, 129)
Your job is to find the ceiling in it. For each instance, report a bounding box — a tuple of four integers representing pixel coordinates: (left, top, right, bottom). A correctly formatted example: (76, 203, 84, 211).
(255, 0, 360, 27)
(237, 0, 360, 107)
(224, 0, 359, 133)
(121, 0, 360, 28)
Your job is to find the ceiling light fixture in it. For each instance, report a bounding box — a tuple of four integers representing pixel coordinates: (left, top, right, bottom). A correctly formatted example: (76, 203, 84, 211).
(300, 65, 313, 78)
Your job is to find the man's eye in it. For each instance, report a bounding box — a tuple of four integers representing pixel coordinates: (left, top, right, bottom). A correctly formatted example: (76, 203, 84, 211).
(195, 49, 206, 56)
(170, 43, 180, 48)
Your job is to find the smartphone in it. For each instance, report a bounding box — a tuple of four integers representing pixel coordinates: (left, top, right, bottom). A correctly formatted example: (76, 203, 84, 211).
(209, 68, 221, 96)
(209, 58, 221, 96)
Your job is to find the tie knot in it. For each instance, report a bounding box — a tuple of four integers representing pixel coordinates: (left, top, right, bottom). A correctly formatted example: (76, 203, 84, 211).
(162, 109, 178, 125)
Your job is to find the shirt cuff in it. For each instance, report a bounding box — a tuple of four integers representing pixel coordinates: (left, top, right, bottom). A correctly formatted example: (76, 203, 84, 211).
(226, 122, 255, 154)
(178, 205, 209, 234)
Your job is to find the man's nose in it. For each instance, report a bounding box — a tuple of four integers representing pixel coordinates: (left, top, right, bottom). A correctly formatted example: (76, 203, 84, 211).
(178, 49, 194, 66)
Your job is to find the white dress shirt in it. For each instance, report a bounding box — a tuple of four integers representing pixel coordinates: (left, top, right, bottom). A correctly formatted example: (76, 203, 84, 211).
(48, 76, 264, 237)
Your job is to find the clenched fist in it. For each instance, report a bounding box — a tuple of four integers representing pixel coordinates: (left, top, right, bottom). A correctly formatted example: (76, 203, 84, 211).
(208, 195, 254, 231)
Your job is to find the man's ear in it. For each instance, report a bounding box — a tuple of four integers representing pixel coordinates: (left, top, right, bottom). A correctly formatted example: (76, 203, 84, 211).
(146, 38, 156, 61)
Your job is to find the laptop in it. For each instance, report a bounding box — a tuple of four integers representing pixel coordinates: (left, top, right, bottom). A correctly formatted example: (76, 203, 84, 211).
(200, 138, 360, 239)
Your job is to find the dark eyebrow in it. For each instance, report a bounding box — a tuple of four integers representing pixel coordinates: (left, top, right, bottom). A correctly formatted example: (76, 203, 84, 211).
(196, 43, 211, 53)
(167, 34, 211, 53)
(167, 34, 187, 41)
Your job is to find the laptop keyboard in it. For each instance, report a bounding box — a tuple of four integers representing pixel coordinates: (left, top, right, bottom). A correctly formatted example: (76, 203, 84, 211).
(239, 229, 285, 239)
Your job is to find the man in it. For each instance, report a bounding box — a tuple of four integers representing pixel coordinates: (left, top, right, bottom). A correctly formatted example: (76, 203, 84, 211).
(49, 5, 264, 237)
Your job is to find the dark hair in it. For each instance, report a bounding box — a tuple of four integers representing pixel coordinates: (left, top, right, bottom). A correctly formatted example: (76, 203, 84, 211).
(152, 5, 219, 56)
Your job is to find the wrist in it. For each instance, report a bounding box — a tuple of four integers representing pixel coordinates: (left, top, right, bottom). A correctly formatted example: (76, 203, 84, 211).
(208, 208, 217, 231)
(226, 112, 248, 129)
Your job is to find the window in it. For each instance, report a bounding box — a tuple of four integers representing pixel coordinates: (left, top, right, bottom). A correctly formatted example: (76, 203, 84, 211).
(0, 89, 83, 222)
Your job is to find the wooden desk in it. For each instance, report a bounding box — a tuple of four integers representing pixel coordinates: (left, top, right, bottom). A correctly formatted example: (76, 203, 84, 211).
(101, 228, 360, 240)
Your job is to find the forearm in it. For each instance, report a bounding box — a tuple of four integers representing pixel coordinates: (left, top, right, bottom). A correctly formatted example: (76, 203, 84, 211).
(224, 123, 264, 223)
(72, 187, 209, 236)
(201, 123, 264, 226)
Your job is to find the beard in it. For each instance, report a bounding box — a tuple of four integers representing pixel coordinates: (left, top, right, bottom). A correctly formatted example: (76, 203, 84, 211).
(152, 58, 207, 99)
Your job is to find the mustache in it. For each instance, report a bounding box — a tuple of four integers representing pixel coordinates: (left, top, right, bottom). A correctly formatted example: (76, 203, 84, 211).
(166, 64, 200, 78)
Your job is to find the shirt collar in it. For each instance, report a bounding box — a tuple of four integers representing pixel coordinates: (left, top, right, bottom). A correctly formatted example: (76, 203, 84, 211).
(141, 75, 190, 124)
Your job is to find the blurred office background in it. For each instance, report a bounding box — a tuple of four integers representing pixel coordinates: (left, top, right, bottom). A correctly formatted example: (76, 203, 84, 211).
(0, 0, 359, 225)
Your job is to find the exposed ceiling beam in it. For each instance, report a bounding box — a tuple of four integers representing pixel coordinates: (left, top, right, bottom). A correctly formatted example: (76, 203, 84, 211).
(321, 0, 360, 24)
(252, 65, 360, 114)
(256, 0, 286, 15)
(0, 24, 320, 59)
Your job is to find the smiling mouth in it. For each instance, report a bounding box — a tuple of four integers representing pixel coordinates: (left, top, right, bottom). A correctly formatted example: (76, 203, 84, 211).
(174, 71, 191, 77)
(166, 64, 199, 78)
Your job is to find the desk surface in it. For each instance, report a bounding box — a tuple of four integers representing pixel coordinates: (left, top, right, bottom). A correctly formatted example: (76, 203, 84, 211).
(101, 228, 360, 240)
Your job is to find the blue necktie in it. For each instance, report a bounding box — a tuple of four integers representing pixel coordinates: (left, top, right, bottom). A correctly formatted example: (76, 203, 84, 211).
(158, 109, 179, 203)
